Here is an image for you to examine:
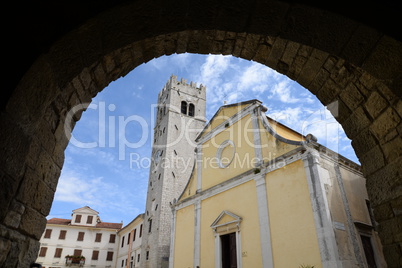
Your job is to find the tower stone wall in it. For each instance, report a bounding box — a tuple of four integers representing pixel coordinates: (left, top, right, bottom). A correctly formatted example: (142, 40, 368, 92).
(140, 75, 206, 268)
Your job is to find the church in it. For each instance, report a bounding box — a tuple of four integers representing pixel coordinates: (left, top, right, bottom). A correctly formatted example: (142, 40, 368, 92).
(168, 98, 386, 268)
(141, 76, 385, 268)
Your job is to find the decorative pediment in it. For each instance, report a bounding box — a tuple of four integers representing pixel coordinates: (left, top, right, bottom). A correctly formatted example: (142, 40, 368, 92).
(211, 210, 242, 234)
(72, 206, 99, 215)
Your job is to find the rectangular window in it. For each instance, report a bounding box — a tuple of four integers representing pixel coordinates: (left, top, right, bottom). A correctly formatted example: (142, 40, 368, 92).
(146, 251, 149, 260)
(106, 251, 114, 261)
(74, 249, 82, 256)
(39, 247, 47, 257)
(133, 229, 137, 241)
(54, 248, 62, 258)
(92, 250, 99, 260)
(121, 236, 125, 247)
(95, 233, 102, 242)
(121, 259, 124, 267)
(109, 234, 116, 243)
(127, 233, 131, 244)
(44, 229, 52, 239)
(75, 214, 82, 223)
(59, 230, 67, 240)
(87, 215, 93, 224)
(148, 219, 152, 233)
(137, 254, 140, 263)
(77, 232, 85, 241)
(139, 224, 143, 237)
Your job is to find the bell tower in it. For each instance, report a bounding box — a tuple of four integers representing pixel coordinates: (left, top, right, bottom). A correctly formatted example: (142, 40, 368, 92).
(140, 75, 206, 268)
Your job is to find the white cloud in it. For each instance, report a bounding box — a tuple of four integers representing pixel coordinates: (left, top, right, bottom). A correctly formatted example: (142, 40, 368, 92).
(268, 80, 301, 103)
(200, 54, 231, 82)
(55, 168, 144, 218)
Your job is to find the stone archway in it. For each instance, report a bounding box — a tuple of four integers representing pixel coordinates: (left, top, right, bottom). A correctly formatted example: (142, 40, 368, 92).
(1, 1, 401, 267)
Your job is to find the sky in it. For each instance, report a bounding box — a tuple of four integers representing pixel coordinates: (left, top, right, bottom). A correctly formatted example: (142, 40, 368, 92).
(48, 53, 359, 226)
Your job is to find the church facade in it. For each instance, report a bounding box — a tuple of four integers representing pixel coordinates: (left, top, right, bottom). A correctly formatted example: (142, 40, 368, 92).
(169, 99, 386, 268)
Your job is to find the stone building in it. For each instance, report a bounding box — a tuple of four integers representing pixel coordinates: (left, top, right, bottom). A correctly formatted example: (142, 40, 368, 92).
(35, 206, 122, 268)
(170, 100, 386, 268)
(139, 75, 206, 268)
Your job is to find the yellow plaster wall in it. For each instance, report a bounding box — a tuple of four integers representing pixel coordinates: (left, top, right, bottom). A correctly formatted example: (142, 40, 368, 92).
(266, 160, 322, 268)
(200, 180, 262, 268)
(201, 114, 255, 190)
(173, 204, 195, 267)
(179, 165, 197, 201)
(200, 104, 251, 137)
(267, 118, 305, 141)
(259, 119, 300, 162)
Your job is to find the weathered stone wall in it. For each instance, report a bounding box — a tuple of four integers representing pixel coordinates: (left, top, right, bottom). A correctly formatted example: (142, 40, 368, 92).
(0, 1, 401, 267)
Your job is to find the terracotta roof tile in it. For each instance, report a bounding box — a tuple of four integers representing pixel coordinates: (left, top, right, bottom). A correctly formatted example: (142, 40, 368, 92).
(47, 218, 71, 225)
(46, 218, 122, 229)
(96, 222, 123, 229)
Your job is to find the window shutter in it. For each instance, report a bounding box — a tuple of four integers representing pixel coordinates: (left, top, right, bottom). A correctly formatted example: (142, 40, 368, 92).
(87, 215, 93, 224)
(44, 229, 52, 238)
(92, 250, 99, 260)
(39, 247, 47, 257)
(77, 232, 85, 241)
(59, 230, 67, 239)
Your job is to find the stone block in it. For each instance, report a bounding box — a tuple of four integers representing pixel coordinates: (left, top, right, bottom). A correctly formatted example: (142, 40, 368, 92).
(380, 223, 402, 267)
(3, 200, 25, 229)
(340, 24, 382, 66)
(231, 32, 247, 58)
(363, 35, 402, 81)
(4, 210, 22, 229)
(330, 62, 360, 89)
(239, 34, 260, 60)
(19, 206, 47, 240)
(253, 43, 272, 66)
(382, 136, 402, 163)
(0, 115, 30, 179)
(340, 82, 364, 111)
(370, 107, 401, 143)
(265, 38, 287, 70)
(308, 68, 330, 95)
(365, 91, 388, 120)
(351, 128, 378, 157)
(373, 202, 394, 222)
(315, 78, 341, 105)
(366, 156, 402, 205)
(0, 236, 11, 265)
(361, 145, 385, 176)
(342, 106, 371, 139)
(391, 197, 402, 217)
(36, 150, 61, 192)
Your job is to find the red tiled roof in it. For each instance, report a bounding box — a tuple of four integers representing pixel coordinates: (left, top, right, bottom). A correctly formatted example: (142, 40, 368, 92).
(96, 222, 123, 229)
(47, 218, 71, 225)
(47, 218, 122, 230)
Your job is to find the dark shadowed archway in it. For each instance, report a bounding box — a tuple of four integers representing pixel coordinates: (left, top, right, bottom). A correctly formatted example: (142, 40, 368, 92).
(1, 1, 401, 267)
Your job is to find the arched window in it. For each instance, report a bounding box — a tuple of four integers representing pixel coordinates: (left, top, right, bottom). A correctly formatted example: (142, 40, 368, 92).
(189, 103, 195, 117)
(181, 101, 187, 115)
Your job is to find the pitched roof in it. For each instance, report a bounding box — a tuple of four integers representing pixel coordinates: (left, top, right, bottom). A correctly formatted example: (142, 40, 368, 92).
(72, 206, 99, 214)
(47, 218, 122, 230)
(96, 222, 123, 229)
(47, 218, 71, 225)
